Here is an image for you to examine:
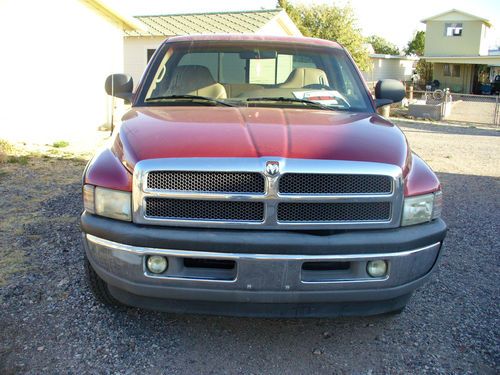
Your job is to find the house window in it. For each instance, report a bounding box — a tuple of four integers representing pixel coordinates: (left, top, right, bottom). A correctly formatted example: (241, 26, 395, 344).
(147, 49, 156, 62)
(445, 23, 463, 37)
(443, 64, 461, 77)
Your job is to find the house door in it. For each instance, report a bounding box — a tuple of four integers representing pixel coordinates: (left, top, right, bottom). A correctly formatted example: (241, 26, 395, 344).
(471, 64, 480, 94)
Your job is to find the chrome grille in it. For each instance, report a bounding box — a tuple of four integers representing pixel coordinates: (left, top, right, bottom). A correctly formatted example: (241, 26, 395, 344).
(279, 174, 392, 194)
(147, 171, 264, 193)
(277, 202, 391, 222)
(133, 158, 404, 230)
(146, 198, 264, 221)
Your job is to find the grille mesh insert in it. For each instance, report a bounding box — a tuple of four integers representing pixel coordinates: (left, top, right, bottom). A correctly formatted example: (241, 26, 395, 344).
(277, 202, 391, 222)
(147, 171, 265, 193)
(279, 174, 392, 194)
(146, 198, 264, 221)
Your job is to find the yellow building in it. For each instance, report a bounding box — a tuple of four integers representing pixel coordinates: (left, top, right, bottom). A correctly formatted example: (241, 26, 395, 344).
(422, 9, 500, 93)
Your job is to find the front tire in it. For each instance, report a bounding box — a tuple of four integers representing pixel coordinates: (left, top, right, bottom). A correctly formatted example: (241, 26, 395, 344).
(84, 257, 122, 307)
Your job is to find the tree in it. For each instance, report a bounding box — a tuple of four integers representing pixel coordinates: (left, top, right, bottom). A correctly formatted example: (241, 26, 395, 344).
(278, 0, 370, 71)
(404, 31, 431, 85)
(366, 35, 400, 55)
(405, 31, 425, 56)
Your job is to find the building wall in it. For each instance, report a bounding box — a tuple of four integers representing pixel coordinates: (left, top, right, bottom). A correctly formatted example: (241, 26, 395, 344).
(0, 0, 125, 142)
(257, 13, 302, 37)
(432, 63, 474, 93)
(362, 58, 416, 83)
(425, 19, 486, 57)
(124, 36, 167, 89)
(123, 13, 301, 89)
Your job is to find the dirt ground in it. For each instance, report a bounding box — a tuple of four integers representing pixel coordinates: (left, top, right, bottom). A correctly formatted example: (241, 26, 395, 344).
(0, 122, 499, 374)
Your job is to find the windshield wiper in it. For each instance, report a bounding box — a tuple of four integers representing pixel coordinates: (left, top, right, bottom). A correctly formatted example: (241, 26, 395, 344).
(146, 95, 233, 107)
(246, 97, 335, 110)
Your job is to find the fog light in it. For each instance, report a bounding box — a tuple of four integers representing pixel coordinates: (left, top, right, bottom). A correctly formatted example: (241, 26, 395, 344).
(147, 255, 168, 274)
(367, 260, 388, 277)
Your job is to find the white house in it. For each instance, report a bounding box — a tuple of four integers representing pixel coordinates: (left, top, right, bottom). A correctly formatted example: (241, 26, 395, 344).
(0, 0, 141, 142)
(362, 54, 419, 85)
(123, 9, 302, 87)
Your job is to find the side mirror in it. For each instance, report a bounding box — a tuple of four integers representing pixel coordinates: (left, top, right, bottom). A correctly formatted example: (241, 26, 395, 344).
(105, 74, 133, 103)
(374, 79, 405, 108)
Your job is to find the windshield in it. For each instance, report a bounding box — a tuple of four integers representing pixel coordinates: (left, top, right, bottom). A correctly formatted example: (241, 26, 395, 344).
(140, 42, 372, 112)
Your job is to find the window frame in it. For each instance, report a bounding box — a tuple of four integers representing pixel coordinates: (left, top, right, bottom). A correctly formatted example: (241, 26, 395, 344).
(443, 64, 461, 78)
(445, 23, 463, 37)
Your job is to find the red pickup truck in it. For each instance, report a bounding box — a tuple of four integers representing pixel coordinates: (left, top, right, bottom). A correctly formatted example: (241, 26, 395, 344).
(81, 35, 446, 317)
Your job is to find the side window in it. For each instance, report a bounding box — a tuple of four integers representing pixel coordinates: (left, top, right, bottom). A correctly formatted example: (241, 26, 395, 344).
(443, 64, 451, 76)
(444, 64, 460, 77)
(219, 53, 246, 83)
(292, 55, 317, 70)
(323, 57, 365, 107)
(178, 52, 219, 81)
(249, 59, 276, 84)
(277, 54, 317, 84)
(276, 54, 294, 83)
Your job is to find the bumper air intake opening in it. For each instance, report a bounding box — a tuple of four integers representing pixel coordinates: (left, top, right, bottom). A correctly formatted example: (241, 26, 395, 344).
(301, 261, 357, 283)
(184, 258, 236, 270)
(302, 261, 351, 271)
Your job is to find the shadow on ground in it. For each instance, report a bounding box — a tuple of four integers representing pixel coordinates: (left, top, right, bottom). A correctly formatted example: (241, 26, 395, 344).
(393, 119, 499, 137)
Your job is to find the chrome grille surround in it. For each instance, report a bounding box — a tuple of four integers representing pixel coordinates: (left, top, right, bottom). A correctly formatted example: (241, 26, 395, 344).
(133, 158, 404, 230)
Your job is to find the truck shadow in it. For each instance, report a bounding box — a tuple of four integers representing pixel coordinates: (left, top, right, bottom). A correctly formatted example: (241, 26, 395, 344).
(394, 120, 499, 137)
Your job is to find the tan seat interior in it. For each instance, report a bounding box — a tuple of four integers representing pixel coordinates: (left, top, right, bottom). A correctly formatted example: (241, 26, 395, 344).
(279, 67, 329, 88)
(223, 83, 264, 98)
(166, 65, 227, 99)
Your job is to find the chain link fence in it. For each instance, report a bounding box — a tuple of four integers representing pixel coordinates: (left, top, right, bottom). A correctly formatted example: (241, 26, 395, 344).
(402, 88, 500, 126)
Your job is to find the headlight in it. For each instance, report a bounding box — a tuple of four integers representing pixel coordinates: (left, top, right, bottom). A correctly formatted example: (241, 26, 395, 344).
(402, 191, 442, 227)
(83, 185, 132, 221)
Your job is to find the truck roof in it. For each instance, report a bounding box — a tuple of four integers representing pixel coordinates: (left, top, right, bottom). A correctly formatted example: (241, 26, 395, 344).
(162, 34, 342, 49)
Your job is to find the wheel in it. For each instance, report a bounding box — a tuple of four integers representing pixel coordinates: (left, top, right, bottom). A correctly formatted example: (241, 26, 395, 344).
(84, 256, 122, 307)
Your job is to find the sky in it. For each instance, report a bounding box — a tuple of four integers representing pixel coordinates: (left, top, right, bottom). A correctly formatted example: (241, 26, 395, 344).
(106, 0, 500, 49)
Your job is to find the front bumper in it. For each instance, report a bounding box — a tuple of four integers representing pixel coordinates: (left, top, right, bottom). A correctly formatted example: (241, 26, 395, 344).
(81, 213, 446, 317)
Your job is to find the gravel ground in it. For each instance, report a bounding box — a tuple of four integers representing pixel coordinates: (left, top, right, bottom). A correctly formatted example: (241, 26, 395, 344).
(0, 121, 499, 374)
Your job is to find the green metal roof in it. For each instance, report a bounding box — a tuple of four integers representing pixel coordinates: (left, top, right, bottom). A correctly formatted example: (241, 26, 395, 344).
(125, 9, 283, 37)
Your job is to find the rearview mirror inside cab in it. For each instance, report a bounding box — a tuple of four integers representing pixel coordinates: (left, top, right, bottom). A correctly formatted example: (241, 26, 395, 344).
(105, 74, 134, 103)
(374, 79, 405, 108)
(239, 50, 278, 59)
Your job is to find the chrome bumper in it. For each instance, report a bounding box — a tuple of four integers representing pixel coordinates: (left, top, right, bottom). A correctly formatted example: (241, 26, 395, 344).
(84, 233, 441, 304)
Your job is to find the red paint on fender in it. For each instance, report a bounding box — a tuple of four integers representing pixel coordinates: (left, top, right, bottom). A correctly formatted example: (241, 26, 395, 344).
(404, 154, 441, 196)
(85, 148, 132, 191)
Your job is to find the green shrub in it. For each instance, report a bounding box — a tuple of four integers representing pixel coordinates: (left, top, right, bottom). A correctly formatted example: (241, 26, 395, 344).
(52, 140, 69, 148)
(8, 155, 29, 165)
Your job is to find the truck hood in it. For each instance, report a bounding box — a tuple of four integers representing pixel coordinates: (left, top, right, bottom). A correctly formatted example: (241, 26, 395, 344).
(113, 106, 410, 174)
